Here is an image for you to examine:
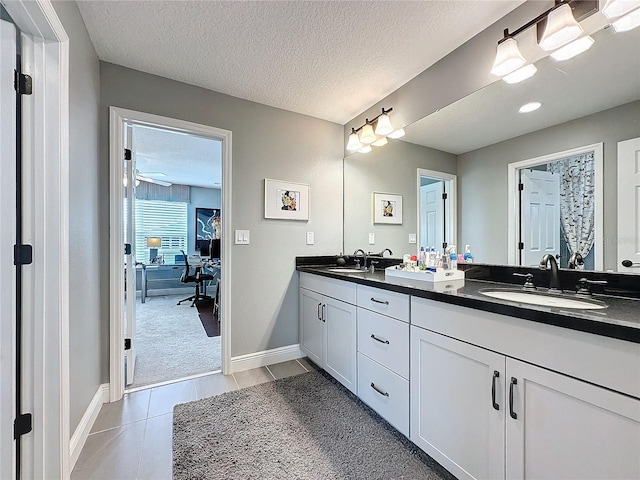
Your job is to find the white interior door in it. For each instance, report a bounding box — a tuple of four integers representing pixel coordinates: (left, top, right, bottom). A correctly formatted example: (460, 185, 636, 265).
(420, 181, 444, 250)
(617, 137, 640, 273)
(124, 125, 137, 385)
(521, 169, 560, 266)
(0, 16, 17, 480)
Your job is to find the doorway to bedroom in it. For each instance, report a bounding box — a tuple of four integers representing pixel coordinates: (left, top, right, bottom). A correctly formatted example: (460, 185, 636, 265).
(109, 108, 231, 397)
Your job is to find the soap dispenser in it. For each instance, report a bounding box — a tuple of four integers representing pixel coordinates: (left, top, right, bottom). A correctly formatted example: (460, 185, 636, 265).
(463, 244, 473, 263)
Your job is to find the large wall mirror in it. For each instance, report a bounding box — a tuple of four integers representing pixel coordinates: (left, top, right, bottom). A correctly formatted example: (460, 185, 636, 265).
(343, 24, 639, 272)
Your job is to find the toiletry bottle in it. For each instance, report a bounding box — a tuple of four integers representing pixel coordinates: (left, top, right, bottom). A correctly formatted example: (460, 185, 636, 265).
(428, 247, 435, 267)
(418, 247, 426, 267)
(441, 248, 449, 270)
(463, 244, 473, 263)
(449, 245, 457, 269)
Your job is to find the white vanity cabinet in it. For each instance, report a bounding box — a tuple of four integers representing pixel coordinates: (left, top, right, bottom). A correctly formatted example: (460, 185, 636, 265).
(411, 297, 640, 480)
(356, 284, 410, 436)
(299, 273, 357, 394)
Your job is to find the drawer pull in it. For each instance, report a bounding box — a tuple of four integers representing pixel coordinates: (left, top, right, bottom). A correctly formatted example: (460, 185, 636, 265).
(370, 382, 389, 397)
(370, 334, 390, 344)
(492, 370, 500, 411)
(509, 377, 518, 419)
(317, 302, 322, 321)
(370, 297, 389, 305)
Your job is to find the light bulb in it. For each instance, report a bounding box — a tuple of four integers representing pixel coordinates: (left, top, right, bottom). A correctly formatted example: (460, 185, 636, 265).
(490, 37, 526, 77)
(550, 36, 594, 61)
(374, 113, 393, 136)
(502, 64, 537, 84)
(539, 4, 583, 51)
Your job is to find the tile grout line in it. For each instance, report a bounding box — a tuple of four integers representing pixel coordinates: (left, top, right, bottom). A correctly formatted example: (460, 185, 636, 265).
(295, 358, 310, 372)
(264, 365, 277, 380)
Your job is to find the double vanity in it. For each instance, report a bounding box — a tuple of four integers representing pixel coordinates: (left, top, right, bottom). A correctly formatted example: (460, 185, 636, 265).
(297, 258, 640, 480)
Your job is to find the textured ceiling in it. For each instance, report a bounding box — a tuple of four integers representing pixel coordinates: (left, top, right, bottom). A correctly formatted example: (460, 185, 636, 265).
(77, 0, 523, 124)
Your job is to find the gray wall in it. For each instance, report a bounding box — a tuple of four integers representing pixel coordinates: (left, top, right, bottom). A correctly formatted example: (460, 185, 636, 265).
(187, 186, 221, 255)
(344, 140, 456, 255)
(100, 62, 344, 365)
(457, 101, 640, 270)
(51, 1, 102, 434)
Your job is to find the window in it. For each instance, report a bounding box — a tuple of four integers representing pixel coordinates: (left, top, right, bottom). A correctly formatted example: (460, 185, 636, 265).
(133, 199, 188, 262)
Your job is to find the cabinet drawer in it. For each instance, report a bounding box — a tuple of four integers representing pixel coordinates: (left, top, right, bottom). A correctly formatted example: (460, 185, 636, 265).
(357, 308, 409, 378)
(357, 353, 409, 437)
(300, 272, 356, 304)
(356, 284, 409, 322)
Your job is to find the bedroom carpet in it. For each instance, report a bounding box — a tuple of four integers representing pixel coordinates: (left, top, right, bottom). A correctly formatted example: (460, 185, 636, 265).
(129, 294, 221, 389)
(172, 370, 454, 480)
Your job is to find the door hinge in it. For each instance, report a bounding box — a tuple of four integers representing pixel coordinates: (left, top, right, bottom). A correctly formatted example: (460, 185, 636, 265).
(518, 242, 524, 250)
(14, 71, 32, 95)
(124, 338, 131, 350)
(13, 244, 33, 265)
(124, 243, 131, 255)
(518, 183, 524, 191)
(14, 413, 32, 439)
(442, 192, 448, 200)
(124, 148, 131, 160)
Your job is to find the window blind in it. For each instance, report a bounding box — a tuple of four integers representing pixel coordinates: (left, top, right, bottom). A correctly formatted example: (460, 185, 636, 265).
(133, 199, 188, 262)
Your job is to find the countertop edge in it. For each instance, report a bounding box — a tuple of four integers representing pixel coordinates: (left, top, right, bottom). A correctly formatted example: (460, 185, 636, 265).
(297, 267, 640, 344)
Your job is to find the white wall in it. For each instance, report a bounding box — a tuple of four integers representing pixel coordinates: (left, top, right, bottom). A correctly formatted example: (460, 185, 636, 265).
(51, 1, 102, 434)
(100, 62, 344, 365)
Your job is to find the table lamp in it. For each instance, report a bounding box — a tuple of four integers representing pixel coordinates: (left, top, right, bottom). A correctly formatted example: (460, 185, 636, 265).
(146, 237, 162, 262)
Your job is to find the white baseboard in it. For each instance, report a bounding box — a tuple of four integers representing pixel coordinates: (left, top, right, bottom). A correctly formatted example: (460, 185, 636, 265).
(231, 344, 303, 373)
(69, 383, 109, 470)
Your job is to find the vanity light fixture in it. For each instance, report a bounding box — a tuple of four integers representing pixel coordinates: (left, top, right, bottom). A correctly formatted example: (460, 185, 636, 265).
(550, 35, 594, 60)
(348, 107, 400, 153)
(490, 36, 526, 77)
(602, 0, 639, 18)
(519, 101, 542, 113)
(539, 3, 583, 51)
(611, 6, 640, 31)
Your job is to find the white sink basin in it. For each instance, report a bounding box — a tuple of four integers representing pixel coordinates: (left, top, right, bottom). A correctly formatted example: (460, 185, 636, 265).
(479, 289, 607, 310)
(327, 268, 367, 273)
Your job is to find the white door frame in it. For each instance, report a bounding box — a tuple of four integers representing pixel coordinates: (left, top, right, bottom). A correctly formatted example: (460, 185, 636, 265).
(109, 107, 233, 402)
(507, 143, 603, 269)
(3, 1, 70, 478)
(416, 169, 457, 252)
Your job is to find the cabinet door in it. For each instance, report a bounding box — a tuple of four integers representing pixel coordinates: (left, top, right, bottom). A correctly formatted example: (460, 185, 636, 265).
(410, 326, 505, 480)
(324, 296, 357, 394)
(299, 288, 323, 366)
(506, 358, 640, 480)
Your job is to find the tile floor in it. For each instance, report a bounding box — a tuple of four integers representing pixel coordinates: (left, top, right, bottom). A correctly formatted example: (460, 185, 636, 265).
(71, 358, 318, 480)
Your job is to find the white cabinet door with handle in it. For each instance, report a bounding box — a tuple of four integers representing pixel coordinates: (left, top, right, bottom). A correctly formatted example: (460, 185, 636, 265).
(299, 287, 324, 367)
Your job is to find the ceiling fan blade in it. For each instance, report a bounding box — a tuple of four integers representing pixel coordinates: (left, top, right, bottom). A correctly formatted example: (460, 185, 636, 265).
(137, 174, 172, 187)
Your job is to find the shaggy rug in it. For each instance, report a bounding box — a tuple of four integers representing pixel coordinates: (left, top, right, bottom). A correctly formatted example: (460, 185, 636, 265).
(173, 371, 454, 480)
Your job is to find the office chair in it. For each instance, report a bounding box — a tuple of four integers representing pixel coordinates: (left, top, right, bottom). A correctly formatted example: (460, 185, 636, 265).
(177, 250, 214, 307)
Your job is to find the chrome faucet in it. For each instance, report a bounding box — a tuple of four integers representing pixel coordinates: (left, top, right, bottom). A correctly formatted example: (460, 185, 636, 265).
(539, 254, 561, 292)
(568, 252, 584, 269)
(353, 249, 367, 270)
(378, 248, 393, 257)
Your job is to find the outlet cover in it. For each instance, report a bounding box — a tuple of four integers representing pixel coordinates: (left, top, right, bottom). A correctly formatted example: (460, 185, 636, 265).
(409, 233, 417, 244)
(306, 232, 315, 245)
(368, 233, 375, 245)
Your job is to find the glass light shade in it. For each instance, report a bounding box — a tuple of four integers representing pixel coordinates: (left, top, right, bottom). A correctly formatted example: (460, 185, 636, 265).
(490, 37, 526, 77)
(550, 36, 594, 61)
(358, 145, 372, 154)
(539, 4, 583, 51)
(346, 131, 363, 151)
(502, 64, 537, 84)
(372, 137, 388, 147)
(519, 101, 542, 113)
(387, 128, 405, 139)
(359, 123, 377, 144)
(146, 237, 162, 248)
(612, 7, 640, 31)
(602, 0, 639, 18)
(374, 113, 393, 136)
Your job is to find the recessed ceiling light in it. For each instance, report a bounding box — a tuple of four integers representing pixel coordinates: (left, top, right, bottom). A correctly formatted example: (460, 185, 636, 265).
(519, 102, 542, 113)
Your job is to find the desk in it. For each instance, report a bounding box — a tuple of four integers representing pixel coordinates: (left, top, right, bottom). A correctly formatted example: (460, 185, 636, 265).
(136, 263, 186, 302)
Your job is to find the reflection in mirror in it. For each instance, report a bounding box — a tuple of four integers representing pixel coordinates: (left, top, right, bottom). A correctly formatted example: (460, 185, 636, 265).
(343, 24, 639, 272)
(418, 169, 456, 254)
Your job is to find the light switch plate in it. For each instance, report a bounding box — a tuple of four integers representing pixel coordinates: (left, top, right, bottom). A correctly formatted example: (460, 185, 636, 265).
(368, 233, 375, 245)
(306, 232, 314, 245)
(409, 233, 417, 244)
(235, 229, 250, 245)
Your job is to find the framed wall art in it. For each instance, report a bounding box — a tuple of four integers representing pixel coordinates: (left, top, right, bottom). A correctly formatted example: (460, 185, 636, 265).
(373, 192, 402, 224)
(264, 179, 309, 221)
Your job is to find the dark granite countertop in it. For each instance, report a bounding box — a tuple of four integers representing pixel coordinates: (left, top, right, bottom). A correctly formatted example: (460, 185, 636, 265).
(297, 264, 640, 344)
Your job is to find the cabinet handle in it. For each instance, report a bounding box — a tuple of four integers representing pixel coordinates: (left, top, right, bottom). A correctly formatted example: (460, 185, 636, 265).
(317, 302, 322, 321)
(509, 377, 518, 419)
(370, 334, 390, 344)
(370, 382, 389, 397)
(370, 297, 389, 305)
(491, 370, 500, 411)
(321, 304, 326, 322)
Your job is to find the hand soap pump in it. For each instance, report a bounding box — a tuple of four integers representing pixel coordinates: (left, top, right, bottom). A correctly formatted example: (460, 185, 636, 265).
(463, 244, 473, 263)
(449, 245, 457, 269)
